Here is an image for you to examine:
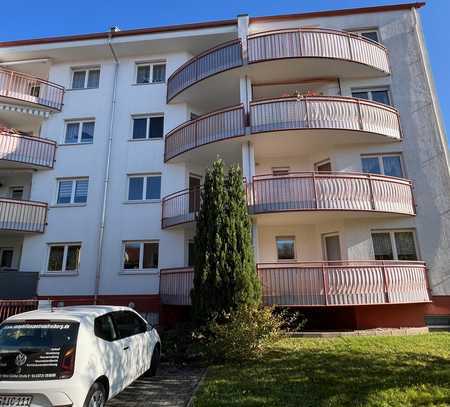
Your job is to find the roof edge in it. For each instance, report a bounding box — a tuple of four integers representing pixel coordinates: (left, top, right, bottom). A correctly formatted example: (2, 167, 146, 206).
(250, 2, 426, 24)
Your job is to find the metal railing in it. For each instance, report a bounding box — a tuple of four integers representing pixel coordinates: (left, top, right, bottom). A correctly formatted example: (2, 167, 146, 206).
(162, 187, 202, 228)
(0, 68, 64, 111)
(166, 28, 390, 102)
(0, 198, 48, 233)
(250, 96, 401, 140)
(164, 104, 245, 161)
(0, 299, 38, 323)
(164, 96, 401, 162)
(159, 261, 430, 306)
(247, 28, 390, 73)
(249, 172, 415, 216)
(0, 130, 56, 168)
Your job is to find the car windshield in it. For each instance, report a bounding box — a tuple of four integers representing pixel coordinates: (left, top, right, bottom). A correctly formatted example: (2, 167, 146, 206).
(0, 320, 78, 349)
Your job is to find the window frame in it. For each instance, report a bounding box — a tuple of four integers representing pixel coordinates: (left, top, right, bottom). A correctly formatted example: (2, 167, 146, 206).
(276, 236, 297, 261)
(371, 229, 420, 261)
(63, 119, 96, 145)
(55, 177, 89, 206)
(350, 29, 380, 43)
(45, 242, 82, 275)
(272, 167, 290, 176)
(134, 61, 166, 85)
(130, 115, 164, 141)
(9, 186, 24, 200)
(126, 174, 161, 202)
(351, 87, 392, 106)
(360, 153, 405, 178)
(70, 67, 101, 90)
(121, 240, 159, 273)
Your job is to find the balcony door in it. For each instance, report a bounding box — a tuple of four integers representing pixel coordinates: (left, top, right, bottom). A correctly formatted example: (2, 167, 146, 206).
(323, 234, 341, 261)
(189, 175, 201, 213)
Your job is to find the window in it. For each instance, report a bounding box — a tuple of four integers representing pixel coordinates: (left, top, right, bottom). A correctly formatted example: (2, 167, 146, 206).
(127, 175, 161, 201)
(71, 68, 100, 89)
(371, 230, 418, 261)
(94, 314, 118, 342)
(352, 88, 391, 106)
(272, 167, 290, 176)
(57, 178, 89, 205)
(276, 236, 296, 260)
(47, 243, 81, 273)
(136, 62, 166, 84)
(132, 116, 164, 140)
(351, 29, 379, 42)
(112, 311, 147, 339)
(361, 154, 404, 177)
(64, 120, 95, 144)
(188, 240, 195, 267)
(10, 187, 24, 200)
(123, 241, 159, 270)
(0, 248, 13, 269)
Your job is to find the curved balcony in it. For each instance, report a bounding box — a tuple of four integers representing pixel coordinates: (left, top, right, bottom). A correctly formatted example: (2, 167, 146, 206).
(0, 68, 64, 111)
(0, 198, 47, 233)
(164, 96, 401, 163)
(167, 28, 390, 105)
(250, 172, 415, 217)
(161, 172, 415, 229)
(0, 128, 56, 169)
(159, 261, 430, 306)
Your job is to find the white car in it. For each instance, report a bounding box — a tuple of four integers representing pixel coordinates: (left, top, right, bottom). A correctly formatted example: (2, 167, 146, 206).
(0, 305, 161, 407)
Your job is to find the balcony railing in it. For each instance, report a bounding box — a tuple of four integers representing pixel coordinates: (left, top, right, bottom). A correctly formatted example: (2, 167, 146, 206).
(0, 68, 64, 111)
(0, 129, 56, 168)
(161, 172, 415, 228)
(164, 104, 245, 161)
(166, 28, 390, 102)
(162, 187, 202, 228)
(247, 28, 390, 73)
(249, 172, 415, 216)
(250, 96, 401, 139)
(167, 39, 243, 101)
(0, 299, 38, 323)
(159, 261, 430, 306)
(164, 96, 401, 162)
(0, 198, 48, 233)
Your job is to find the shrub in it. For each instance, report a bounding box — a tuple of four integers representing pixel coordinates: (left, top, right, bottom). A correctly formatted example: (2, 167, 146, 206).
(274, 307, 308, 333)
(205, 305, 284, 362)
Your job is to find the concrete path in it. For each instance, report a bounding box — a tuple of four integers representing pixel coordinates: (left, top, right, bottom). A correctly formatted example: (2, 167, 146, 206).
(107, 364, 205, 407)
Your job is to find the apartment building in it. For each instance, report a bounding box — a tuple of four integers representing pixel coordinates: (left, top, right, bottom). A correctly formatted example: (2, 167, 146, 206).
(0, 2, 449, 329)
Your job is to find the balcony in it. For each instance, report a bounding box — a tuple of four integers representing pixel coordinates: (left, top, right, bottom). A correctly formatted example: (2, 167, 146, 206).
(0, 68, 64, 111)
(161, 172, 415, 229)
(167, 28, 390, 107)
(0, 128, 56, 169)
(159, 261, 430, 306)
(164, 96, 401, 163)
(0, 198, 48, 233)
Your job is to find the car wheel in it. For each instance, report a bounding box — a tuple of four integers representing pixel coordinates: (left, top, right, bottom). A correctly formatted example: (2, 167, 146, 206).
(148, 345, 160, 377)
(84, 382, 107, 407)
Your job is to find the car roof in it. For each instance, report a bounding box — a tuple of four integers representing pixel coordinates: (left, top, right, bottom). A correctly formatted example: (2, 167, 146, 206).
(4, 305, 133, 323)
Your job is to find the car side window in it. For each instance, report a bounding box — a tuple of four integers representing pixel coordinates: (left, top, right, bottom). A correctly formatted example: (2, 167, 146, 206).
(94, 314, 118, 342)
(112, 311, 147, 339)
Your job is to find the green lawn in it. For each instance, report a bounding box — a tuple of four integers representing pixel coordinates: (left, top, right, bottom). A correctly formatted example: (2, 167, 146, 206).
(193, 333, 450, 407)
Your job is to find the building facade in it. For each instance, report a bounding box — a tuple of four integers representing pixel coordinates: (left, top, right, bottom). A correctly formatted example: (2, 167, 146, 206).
(0, 2, 449, 329)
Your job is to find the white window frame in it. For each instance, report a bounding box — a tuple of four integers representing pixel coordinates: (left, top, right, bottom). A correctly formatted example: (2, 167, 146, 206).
(45, 243, 82, 274)
(321, 232, 342, 261)
(71, 67, 101, 89)
(9, 186, 24, 200)
(63, 119, 95, 145)
(126, 174, 161, 202)
(130, 115, 164, 140)
(371, 229, 419, 261)
(276, 236, 297, 261)
(55, 177, 89, 206)
(361, 153, 405, 177)
(121, 240, 159, 274)
(0, 247, 15, 269)
(351, 29, 380, 43)
(351, 87, 391, 105)
(135, 61, 166, 84)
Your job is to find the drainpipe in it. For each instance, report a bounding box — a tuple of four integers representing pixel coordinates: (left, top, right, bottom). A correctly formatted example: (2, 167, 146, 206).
(94, 28, 120, 303)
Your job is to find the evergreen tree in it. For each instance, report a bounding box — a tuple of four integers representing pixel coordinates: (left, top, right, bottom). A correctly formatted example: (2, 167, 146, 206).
(191, 159, 261, 323)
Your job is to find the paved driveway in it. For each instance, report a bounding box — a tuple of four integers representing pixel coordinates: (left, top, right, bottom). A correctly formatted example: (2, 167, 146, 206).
(107, 364, 205, 407)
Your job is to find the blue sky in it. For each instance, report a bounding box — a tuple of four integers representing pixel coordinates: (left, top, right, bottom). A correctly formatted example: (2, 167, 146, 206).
(1, 0, 448, 138)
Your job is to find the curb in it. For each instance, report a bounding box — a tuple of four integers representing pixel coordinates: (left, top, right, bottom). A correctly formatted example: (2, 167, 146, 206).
(186, 368, 208, 407)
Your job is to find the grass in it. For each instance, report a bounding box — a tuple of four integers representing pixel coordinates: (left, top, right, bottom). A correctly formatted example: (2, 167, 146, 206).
(193, 333, 450, 407)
